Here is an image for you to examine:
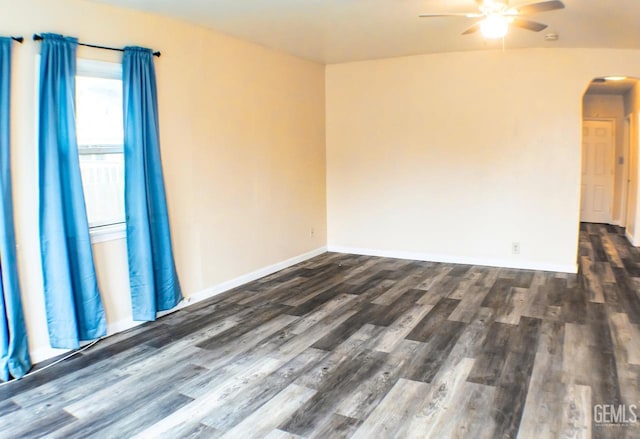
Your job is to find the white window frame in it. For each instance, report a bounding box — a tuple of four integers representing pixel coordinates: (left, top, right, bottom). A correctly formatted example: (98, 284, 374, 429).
(76, 59, 126, 243)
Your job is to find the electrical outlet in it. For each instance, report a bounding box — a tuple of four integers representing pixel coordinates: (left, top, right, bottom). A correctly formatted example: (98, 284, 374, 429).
(512, 242, 521, 255)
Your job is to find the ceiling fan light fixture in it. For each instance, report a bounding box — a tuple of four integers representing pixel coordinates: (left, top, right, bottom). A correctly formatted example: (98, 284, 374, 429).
(480, 14, 509, 39)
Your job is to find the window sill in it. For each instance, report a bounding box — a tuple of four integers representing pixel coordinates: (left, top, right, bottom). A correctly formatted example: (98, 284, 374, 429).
(90, 223, 126, 244)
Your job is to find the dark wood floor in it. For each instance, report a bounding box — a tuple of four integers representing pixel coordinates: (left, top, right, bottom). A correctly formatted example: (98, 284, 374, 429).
(1, 223, 639, 438)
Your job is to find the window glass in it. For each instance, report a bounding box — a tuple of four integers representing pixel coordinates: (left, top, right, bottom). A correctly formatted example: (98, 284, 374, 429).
(76, 71, 125, 228)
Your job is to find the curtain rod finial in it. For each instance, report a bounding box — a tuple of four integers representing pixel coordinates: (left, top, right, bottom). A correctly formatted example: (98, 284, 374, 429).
(154, 51, 161, 58)
(33, 34, 43, 41)
(12, 36, 24, 44)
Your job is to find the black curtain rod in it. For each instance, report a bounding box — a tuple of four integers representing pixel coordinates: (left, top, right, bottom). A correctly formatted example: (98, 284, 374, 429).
(33, 34, 161, 57)
(11, 36, 24, 43)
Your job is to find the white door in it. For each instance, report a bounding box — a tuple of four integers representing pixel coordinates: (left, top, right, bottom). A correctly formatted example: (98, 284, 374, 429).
(581, 120, 615, 223)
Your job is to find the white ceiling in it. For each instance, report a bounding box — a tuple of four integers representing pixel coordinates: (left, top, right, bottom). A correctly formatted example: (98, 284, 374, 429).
(88, 0, 640, 64)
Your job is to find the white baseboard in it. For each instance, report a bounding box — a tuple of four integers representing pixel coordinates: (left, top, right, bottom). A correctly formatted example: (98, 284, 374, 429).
(180, 246, 328, 307)
(29, 246, 327, 365)
(30, 318, 155, 364)
(328, 245, 577, 274)
(30, 346, 70, 365)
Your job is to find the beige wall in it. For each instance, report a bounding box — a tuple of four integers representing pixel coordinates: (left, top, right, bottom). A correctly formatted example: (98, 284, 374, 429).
(8, 0, 640, 364)
(624, 82, 640, 243)
(4, 0, 327, 361)
(326, 48, 640, 272)
(582, 94, 626, 223)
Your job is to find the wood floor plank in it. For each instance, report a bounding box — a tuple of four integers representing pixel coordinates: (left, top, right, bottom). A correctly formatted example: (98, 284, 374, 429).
(280, 352, 388, 436)
(191, 314, 299, 371)
(293, 324, 383, 391)
(3, 345, 156, 425)
(474, 266, 502, 289)
(447, 271, 483, 300)
(417, 267, 471, 305)
(589, 233, 609, 262)
(10, 362, 130, 411)
(448, 285, 491, 323)
(287, 288, 344, 317)
(145, 304, 247, 349)
(373, 303, 434, 353)
(310, 303, 390, 351)
(306, 414, 362, 439)
(427, 381, 496, 439)
(263, 305, 360, 360)
(405, 298, 461, 342)
(368, 288, 427, 326)
(132, 357, 287, 437)
(0, 341, 157, 402)
(334, 340, 419, 421)
(447, 382, 497, 439)
(558, 384, 591, 439)
(517, 352, 565, 439)
(600, 232, 625, 268)
(399, 358, 475, 439)
(195, 305, 296, 351)
(481, 278, 518, 308)
(517, 320, 566, 439)
(281, 259, 383, 310)
(438, 307, 494, 374)
(581, 256, 606, 303)
(349, 378, 430, 439)
(608, 312, 640, 366)
(467, 321, 513, 386)
(562, 323, 595, 385)
(288, 294, 358, 335)
(370, 264, 437, 306)
(402, 319, 467, 383)
(141, 420, 220, 438)
(0, 410, 77, 438)
(0, 400, 19, 417)
(2, 222, 639, 438)
(414, 264, 452, 291)
(63, 362, 205, 419)
(281, 345, 388, 435)
(201, 348, 326, 431)
(52, 391, 194, 438)
(263, 430, 303, 439)
(611, 267, 640, 324)
(220, 384, 316, 439)
(494, 286, 531, 325)
(490, 317, 541, 439)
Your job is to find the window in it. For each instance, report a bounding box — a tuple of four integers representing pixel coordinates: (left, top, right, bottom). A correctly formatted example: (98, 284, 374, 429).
(75, 60, 125, 233)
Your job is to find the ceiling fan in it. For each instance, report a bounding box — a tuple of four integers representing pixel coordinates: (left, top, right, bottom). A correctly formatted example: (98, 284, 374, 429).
(419, 0, 565, 39)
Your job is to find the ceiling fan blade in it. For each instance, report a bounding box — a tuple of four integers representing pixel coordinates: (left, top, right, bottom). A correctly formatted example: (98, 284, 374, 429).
(419, 13, 483, 18)
(512, 18, 548, 32)
(461, 23, 482, 35)
(516, 0, 565, 15)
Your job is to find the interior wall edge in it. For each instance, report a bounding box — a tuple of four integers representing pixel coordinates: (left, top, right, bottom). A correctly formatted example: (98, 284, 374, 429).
(627, 229, 640, 247)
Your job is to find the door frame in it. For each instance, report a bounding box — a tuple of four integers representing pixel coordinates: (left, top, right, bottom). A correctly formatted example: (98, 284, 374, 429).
(581, 117, 617, 224)
(621, 114, 631, 227)
(626, 113, 640, 246)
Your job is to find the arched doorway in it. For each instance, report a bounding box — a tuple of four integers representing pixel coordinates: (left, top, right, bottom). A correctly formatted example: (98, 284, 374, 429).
(581, 76, 640, 246)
